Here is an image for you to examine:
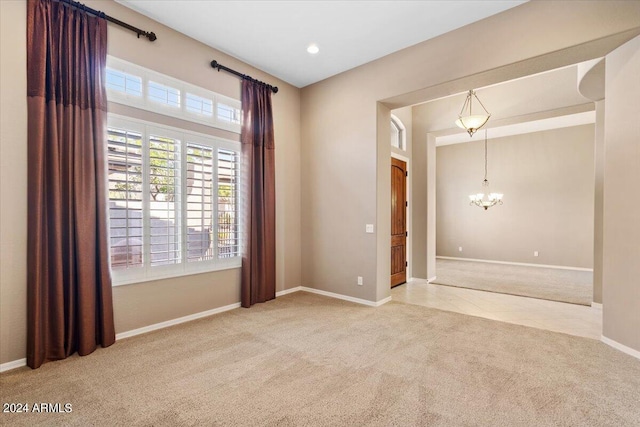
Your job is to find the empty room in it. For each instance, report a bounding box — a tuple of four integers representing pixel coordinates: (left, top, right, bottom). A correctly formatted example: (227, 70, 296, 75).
(1, 1, 639, 426)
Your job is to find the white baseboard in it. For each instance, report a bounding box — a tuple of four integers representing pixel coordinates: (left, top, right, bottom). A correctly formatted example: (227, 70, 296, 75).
(117, 286, 306, 340)
(116, 302, 241, 340)
(0, 358, 27, 373)
(299, 286, 388, 307)
(409, 277, 428, 282)
(427, 276, 437, 283)
(407, 277, 435, 283)
(601, 335, 640, 360)
(591, 302, 603, 310)
(279, 286, 391, 307)
(436, 256, 593, 272)
(375, 296, 393, 307)
(276, 286, 302, 297)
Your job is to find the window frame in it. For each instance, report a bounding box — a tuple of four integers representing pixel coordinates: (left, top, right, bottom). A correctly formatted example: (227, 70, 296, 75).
(107, 114, 242, 286)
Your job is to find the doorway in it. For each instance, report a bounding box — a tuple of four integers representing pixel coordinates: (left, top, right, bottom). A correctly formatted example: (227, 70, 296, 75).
(391, 157, 407, 287)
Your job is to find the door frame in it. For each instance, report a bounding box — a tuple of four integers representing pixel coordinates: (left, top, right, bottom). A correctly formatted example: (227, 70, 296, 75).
(391, 151, 411, 281)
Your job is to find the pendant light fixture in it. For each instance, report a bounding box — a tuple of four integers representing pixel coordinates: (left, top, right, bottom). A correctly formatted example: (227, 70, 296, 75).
(469, 129, 503, 210)
(455, 89, 491, 137)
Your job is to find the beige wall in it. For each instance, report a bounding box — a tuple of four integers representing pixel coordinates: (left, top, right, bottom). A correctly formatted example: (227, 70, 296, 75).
(436, 126, 595, 268)
(411, 111, 428, 279)
(301, 1, 640, 304)
(376, 103, 392, 300)
(0, 0, 301, 365)
(0, 0, 28, 366)
(593, 100, 605, 303)
(411, 112, 438, 281)
(602, 35, 640, 352)
(425, 135, 437, 280)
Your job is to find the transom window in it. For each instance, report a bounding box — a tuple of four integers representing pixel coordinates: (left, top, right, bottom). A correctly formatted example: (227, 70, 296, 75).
(107, 116, 241, 285)
(148, 81, 181, 108)
(186, 93, 214, 116)
(106, 68, 142, 97)
(105, 56, 242, 133)
(391, 114, 406, 151)
(217, 103, 241, 124)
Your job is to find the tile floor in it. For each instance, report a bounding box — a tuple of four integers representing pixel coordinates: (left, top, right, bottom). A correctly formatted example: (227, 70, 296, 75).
(391, 279, 602, 339)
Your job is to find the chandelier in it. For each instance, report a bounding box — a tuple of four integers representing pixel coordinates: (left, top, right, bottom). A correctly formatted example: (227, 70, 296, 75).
(469, 130, 503, 210)
(455, 89, 491, 137)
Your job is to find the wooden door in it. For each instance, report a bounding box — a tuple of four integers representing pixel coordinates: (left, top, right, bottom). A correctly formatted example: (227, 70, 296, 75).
(391, 158, 407, 288)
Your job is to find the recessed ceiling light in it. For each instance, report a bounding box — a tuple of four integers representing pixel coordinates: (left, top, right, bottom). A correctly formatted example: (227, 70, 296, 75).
(307, 44, 319, 54)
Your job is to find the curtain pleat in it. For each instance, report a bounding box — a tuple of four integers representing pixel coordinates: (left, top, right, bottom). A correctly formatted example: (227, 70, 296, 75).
(240, 80, 276, 308)
(26, 0, 115, 369)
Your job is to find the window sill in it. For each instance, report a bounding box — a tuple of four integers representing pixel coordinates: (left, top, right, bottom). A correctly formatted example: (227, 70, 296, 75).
(111, 261, 242, 287)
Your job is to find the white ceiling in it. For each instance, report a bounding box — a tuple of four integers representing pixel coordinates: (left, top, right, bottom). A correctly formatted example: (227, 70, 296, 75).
(116, 1, 526, 88)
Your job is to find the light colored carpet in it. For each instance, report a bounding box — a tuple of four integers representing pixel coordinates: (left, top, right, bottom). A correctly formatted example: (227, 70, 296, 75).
(2, 292, 639, 426)
(432, 259, 593, 306)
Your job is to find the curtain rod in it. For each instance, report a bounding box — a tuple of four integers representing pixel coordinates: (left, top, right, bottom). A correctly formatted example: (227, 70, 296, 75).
(56, 0, 157, 42)
(210, 60, 278, 94)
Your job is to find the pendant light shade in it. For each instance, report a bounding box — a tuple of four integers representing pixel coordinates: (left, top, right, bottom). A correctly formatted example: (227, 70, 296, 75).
(456, 90, 491, 137)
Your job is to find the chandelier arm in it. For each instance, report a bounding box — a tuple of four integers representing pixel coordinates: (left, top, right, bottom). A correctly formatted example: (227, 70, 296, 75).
(458, 91, 471, 117)
(473, 91, 491, 115)
(458, 117, 470, 134)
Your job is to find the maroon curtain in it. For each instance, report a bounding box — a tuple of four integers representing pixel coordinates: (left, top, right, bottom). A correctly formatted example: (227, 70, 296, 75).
(240, 80, 276, 307)
(26, 0, 115, 369)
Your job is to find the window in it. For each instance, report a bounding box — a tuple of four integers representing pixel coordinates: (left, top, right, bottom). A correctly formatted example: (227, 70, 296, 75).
(148, 81, 181, 108)
(106, 56, 242, 133)
(391, 114, 406, 151)
(186, 93, 214, 117)
(104, 57, 244, 285)
(107, 116, 241, 285)
(217, 103, 241, 124)
(106, 68, 142, 97)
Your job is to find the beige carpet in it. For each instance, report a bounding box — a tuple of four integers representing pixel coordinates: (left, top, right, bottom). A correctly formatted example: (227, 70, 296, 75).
(432, 259, 593, 306)
(2, 292, 639, 426)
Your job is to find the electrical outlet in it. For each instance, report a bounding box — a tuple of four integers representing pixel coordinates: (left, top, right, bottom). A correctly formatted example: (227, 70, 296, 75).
(534, 251, 539, 257)
(365, 224, 374, 233)
(458, 246, 463, 252)
(357, 276, 363, 286)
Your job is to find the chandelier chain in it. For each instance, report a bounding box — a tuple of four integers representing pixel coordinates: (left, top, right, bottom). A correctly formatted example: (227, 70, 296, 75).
(463, 96, 502, 210)
(484, 129, 488, 182)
